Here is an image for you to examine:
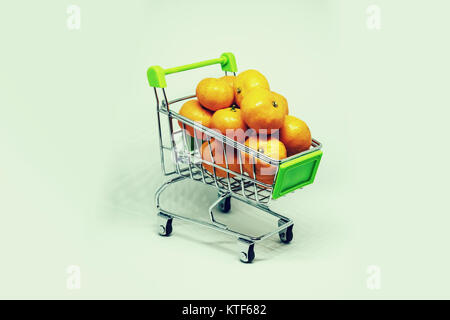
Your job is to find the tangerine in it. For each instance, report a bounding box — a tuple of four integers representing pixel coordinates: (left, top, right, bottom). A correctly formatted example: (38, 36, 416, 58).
(210, 106, 247, 142)
(234, 69, 270, 106)
(201, 139, 240, 178)
(178, 99, 212, 139)
(196, 78, 234, 111)
(242, 136, 287, 186)
(279, 115, 312, 156)
(240, 87, 287, 133)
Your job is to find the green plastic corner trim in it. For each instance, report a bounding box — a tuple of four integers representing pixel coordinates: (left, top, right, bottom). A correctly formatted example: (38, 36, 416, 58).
(147, 65, 167, 88)
(147, 52, 238, 88)
(272, 150, 323, 199)
(220, 52, 237, 72)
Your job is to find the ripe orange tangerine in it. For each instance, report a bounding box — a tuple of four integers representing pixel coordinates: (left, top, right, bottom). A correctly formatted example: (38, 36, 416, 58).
(240, 87, 287, 133)
(220, 75, 237, 104)
(279, 115, 312, 156)
(178, 99, 212, 139)
(200, 139, 240, 178)
(234, 70, 270, 106)
(196, 78, 234, 111)
(272, 91, 289, 115)
(242, 136, 287, 186)
(210, 106, 247, 142)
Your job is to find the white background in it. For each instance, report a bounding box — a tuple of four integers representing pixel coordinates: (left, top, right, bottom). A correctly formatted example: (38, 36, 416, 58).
(1, 0, 449, 299)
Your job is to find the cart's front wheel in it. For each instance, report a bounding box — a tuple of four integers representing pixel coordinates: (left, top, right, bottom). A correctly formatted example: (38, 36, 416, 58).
(278, 220, 293, 244)
(238, 239, 255, 263)
(158, 212, 173, 236)
(218, 194, 231, 213)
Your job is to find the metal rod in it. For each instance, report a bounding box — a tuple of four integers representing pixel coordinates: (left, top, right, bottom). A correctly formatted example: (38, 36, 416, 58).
(208, 195, 229, 229)
(154, 88, 167, 174)
(221, 139, 233, 193)
(193, 128, 206, 184)
(207, 139, 220, 189)
(162, 88, 181, 175)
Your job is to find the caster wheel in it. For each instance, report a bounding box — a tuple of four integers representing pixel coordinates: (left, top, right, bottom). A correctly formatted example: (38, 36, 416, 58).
(218, 195, 231, 213)
(278, 220, 293, 244)
(238, 241, 255, 263)
(158, 213, 173, 236)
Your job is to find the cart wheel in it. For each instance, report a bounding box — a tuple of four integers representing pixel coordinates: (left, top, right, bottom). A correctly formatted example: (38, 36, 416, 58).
(278, 220, 293, 244)
(218, 195, 231, 213)
(239, 242, 255, 263)
(158, 213, 173, 236)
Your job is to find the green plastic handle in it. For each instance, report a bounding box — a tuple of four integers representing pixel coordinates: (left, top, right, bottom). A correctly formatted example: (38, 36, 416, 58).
(147, 52, 237, 88)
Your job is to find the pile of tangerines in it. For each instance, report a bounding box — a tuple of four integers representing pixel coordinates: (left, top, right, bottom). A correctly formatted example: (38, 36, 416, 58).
(178, 70, 312, 186)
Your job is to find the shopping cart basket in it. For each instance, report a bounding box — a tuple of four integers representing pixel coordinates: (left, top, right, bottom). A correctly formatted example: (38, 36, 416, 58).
(147, 52, 323, 263)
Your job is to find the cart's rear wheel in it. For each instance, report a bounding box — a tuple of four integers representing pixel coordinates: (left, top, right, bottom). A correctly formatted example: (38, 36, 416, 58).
(158, 212, 173, 236)
(278, 220, 293, 244)
(218, 194, 231, 213)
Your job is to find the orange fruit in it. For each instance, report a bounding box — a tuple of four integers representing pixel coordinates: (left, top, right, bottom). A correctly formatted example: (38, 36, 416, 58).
(279, 115, 312, 156)
(272, 92, 289, 115)
(200, 139, 240, 178)
(220, 75, 237, 104)
(240, 87, 287, 133)
(210, 106, 247, 142)
(234, 69, 270, 106)
(242, 136, 287, 186)
(196, 78, 234, 111)
(178, 99, 212, 139)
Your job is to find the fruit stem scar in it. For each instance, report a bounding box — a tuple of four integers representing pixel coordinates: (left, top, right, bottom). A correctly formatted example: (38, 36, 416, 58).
(272, 101, 278, 108)
(237, 88, 241, 94)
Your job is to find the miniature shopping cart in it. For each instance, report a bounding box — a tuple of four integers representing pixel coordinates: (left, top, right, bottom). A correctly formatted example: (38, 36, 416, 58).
(147, 53, 323, 263)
